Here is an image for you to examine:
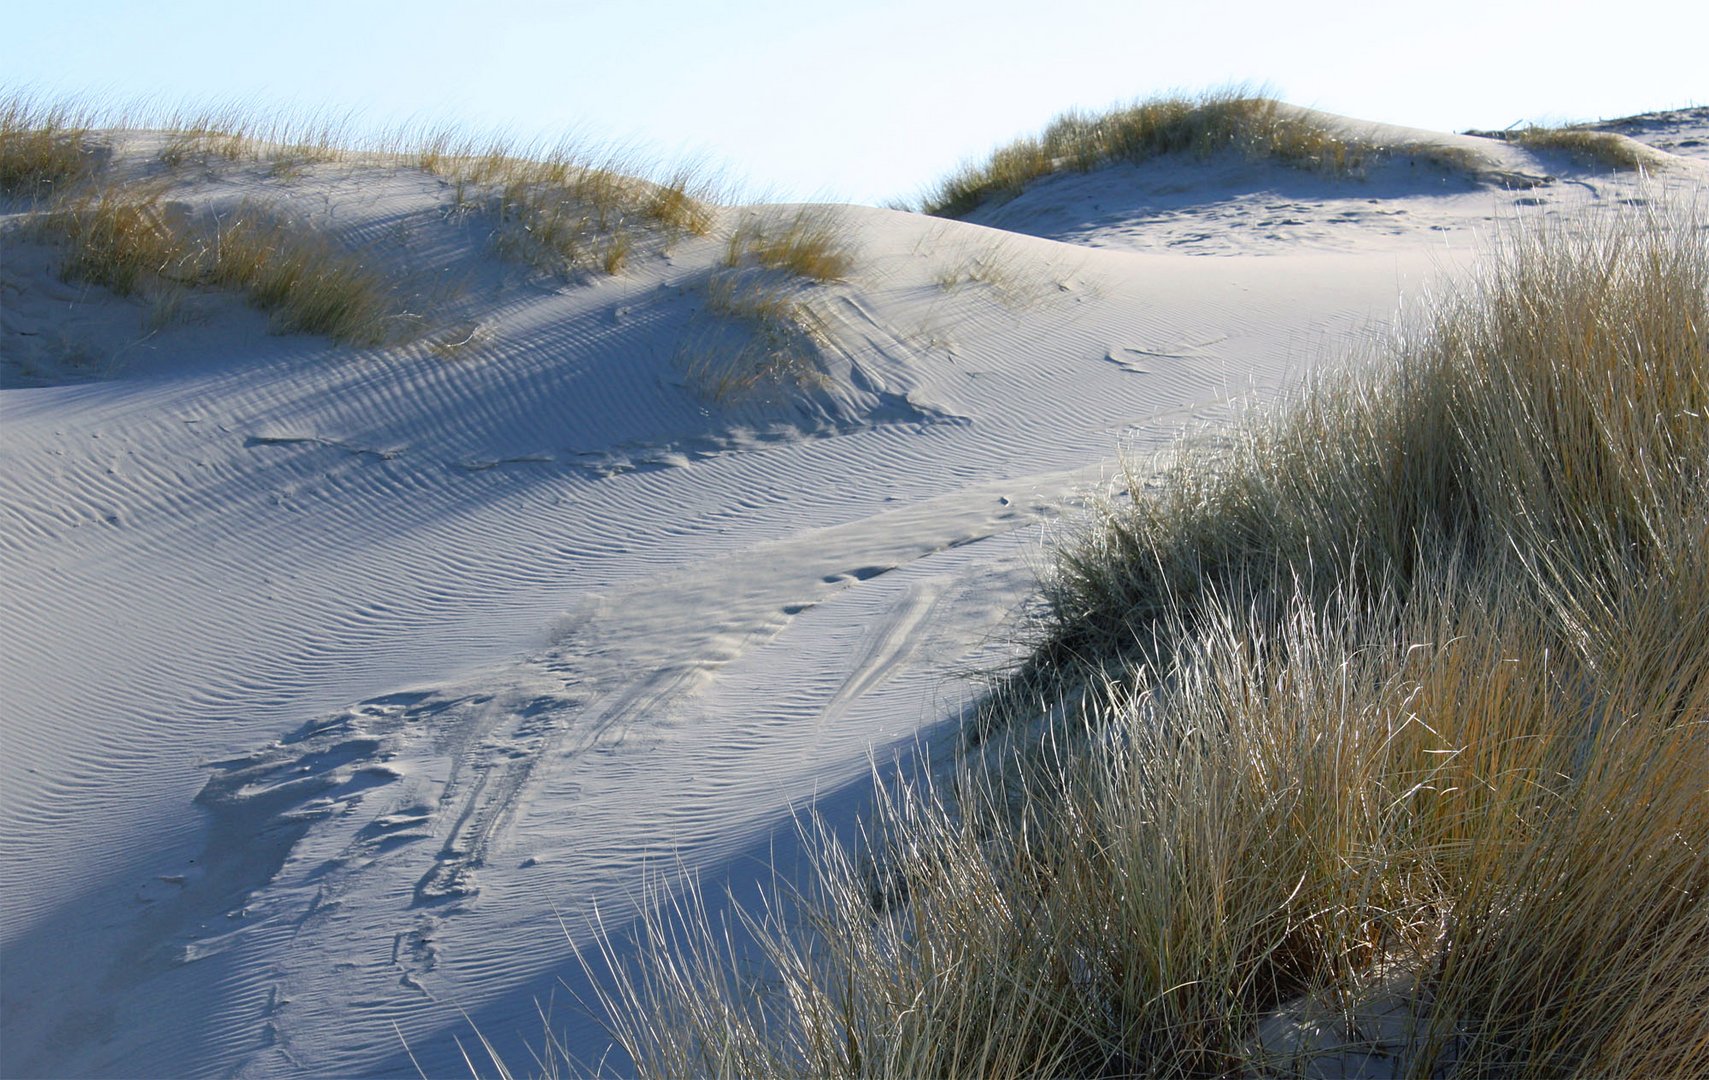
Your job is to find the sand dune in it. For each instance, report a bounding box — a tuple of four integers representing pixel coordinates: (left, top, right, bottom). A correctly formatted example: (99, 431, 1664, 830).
(2, 105, 1703, 1076)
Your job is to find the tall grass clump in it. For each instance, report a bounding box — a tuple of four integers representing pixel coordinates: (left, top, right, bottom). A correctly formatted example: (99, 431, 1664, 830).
(925, 90, 1374, 217)
(1027, 198, 1705, 687)
(1, 94, 101, 198)
(594, 199, 1708, 1077)
(40, 184, 412, 345)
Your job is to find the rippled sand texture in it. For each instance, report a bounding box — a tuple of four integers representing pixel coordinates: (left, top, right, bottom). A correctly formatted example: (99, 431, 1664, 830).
(3, 107, 1703, 1076)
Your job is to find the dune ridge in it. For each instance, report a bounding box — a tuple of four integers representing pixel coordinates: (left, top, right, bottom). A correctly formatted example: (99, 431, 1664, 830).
(1, 97, 1703, 1076)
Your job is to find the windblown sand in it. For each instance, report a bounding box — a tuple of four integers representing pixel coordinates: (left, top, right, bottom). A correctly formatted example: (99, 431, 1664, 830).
(2, 107, 1703, 1076)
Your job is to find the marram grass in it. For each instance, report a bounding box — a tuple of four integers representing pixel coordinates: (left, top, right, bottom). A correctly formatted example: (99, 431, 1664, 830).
(923, 88, 1500, 218)
(924, 90, 1373, 217)
(725, 205, 854, 282)
(39, 183, 409, 345)
(1511, 126, 1651, 170)
(680, 268, 836, 402)
(1, 94, 100, 198)
(590, 198, 1708, 1078)
(678, 205, 855, 402)
(3, 93, 730, 350)
(5, 95, 852, 407)
(424, 139, 717, 279)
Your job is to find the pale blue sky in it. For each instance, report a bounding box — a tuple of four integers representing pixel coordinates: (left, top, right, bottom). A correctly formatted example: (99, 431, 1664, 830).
(6, 0, 1704, 203)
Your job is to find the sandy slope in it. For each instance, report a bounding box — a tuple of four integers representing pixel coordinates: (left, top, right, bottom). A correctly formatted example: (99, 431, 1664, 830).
(2, 113, 1703, 1076)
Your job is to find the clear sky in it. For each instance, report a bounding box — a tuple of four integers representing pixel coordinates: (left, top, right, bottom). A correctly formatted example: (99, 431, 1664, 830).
(5, 0, 1704, 204)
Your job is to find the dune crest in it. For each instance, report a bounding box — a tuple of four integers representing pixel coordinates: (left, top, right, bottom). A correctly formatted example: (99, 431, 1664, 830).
(3, 100, 1703, 1076)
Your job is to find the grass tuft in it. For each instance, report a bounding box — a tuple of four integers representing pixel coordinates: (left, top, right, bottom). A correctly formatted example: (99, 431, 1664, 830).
(681, 269, 835, 401)
(151, 106, 351, 171)
(1026, 201, 1706, 688)
(1511, 126, 1651, 170)
(421, 140, 715, 279)
(1, 94, 102, 198)
(209, 205, 408, 342)
(5, 94, 733, 363)
(38, 183, 414, 345)
(595, 198, 1709, 1077)
(725, 206, 854, 282)
(933, 236, 1055, 309)
(677, 205, 854, 402)
(6, 94, 723, 288)
(922, 88, 1529, 217)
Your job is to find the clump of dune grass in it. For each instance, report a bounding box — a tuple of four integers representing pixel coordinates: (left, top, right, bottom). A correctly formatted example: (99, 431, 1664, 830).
(1, 95, 102, 198)
(674, 206, 853, 402)
(925, 90, 1376, 217)
(419, 138, 715, 279)
(1511, 126, 1651, 170)
(934, 249, 1006, 291)
(210, 205, 409, 342)
(681, 269, 835, 401)
(923, 88, 1520, 218)
(724, 205, 854, 282)
(1025, 199, 1705, 690)
(39, 183, 413, 345)
(157, 123, 250, 169)
(2, 95, 358, 182)
(591, 199, 1708, 1077)
(7, 93, 722, 286)
(149, 105, 352, 172)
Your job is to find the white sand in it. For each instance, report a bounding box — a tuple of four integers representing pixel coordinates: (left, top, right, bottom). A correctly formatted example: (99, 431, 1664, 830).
(2, 110, 1702, 1076)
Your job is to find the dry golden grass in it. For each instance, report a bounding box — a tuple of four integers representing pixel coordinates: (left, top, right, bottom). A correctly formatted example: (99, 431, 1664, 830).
(592, 200, 1709, 1077)
(680, 269, 835, 401)
(39, 183, 412, 345)
(40, 182, 175, 295)
(2, 95, 364, 186)
(922, 89, 1525, 218)
(932, 236, 1059, 309)
(673, 206, 854, 402)
(420, 138, 715, 279)
(1, 94, 101, 198)
(724, 206, 854, 282)
(934, 241, 1009, 290)
(1028, 203, 1706, 687)
(144, 106, 353, 172)
(211, 205, 408, 343)
(1512, 126, 1651, 170)
(4, 97, 725, 351)
(158, 125, 249, 168)
(925, 90, 1377, 217)
(6, 94, 720, 287)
